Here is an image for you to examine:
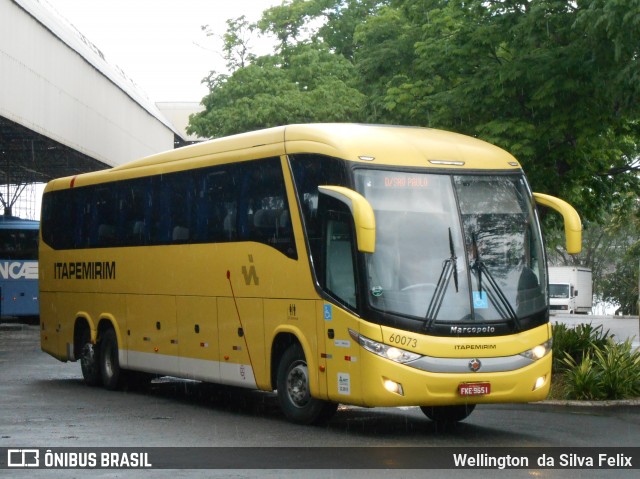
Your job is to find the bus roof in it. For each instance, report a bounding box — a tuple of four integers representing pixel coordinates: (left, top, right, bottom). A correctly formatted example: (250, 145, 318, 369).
(284, 124, 520, 170)
(46, 124, 521, 190)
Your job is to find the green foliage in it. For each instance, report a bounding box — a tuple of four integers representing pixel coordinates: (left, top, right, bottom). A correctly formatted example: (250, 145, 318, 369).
(552, 323, 640, 400)
(546, 201, 640, 315)
(190, 0, 640, 222)
(593, 340, 640, 399)
(219, 16, 256, 71)
(257, 0, 331, 49)
(562, 354, 604, 400)
(600, 235, 640, 315)
(352, 5, 419, 120)
(187, 43, 366, 138)
(552, 323, 611, 373)
(258, 0, 383, 57)
(561, 339, 640, 400)
(368, 0, 640, 220)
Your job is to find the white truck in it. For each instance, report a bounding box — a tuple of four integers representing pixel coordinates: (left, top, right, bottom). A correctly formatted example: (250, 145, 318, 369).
(548, 266, 593, 314)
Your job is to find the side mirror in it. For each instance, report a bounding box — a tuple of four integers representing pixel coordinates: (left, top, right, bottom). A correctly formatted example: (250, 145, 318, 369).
(318, 186, 376, 253)
(533, 193, 582, 254)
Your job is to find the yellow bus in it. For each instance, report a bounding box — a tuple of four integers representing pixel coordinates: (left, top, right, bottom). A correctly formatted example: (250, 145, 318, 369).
(40, 124, 581, 425)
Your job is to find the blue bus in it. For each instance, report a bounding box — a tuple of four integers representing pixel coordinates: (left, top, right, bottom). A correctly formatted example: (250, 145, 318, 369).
(0, 216, 39, 318)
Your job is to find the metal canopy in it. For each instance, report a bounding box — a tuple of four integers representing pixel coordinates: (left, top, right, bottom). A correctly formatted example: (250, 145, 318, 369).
(0, 115, 109, 186)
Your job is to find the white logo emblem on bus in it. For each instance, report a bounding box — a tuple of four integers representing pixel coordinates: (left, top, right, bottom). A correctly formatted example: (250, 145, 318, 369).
(0, 261, 38, 280)
(468, 358, 482, 372)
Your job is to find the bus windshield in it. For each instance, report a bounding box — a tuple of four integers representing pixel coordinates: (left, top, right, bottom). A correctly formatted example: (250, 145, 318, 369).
(549, 284, 570, 298)
(355, 170, 547, 329)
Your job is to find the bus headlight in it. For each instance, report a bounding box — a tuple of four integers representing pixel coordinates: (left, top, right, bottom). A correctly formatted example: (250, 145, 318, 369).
(519, 338, 553, 361)
(348, 329, 422, 364)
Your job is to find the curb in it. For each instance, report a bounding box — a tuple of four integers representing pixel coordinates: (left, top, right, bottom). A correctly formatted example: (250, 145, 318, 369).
(537, 398, 640, 407)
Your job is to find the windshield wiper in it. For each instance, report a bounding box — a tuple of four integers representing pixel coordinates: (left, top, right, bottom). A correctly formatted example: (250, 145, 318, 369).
(449, 227, 459, 293)
(423, 228, 459, 331)
(471, 232, 521, 330)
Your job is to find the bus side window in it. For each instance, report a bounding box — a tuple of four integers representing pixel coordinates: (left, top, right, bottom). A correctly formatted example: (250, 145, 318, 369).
(319, 197, 358, 310)
(119, 179, 151, 246)
(90, 187, 117, 247)
(72, 189, 90, 249)
(289, 154, 351, 266)
(238, 158, 297, 259)
(169, 172, 194, 243)
(195, 168, 238, 242)
(325, 215, 357, 308)
(42, 189, 78, 249)
(150, 175, 172, 244)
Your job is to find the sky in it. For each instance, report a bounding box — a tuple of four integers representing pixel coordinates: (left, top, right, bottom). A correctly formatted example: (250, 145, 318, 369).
(44, 0, 283, 103)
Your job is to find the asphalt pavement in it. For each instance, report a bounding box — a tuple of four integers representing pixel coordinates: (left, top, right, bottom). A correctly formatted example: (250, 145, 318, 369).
(1, 317, 638, 478)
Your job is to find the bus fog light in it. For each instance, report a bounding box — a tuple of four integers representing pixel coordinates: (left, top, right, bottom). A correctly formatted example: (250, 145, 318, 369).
(533, 375, 546, 391)
(383, 379, 404, 396)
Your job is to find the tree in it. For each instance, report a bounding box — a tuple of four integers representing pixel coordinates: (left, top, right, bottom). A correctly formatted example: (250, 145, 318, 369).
(188, 1, 385, 138)
(596, 205, 640, 315)
(601, 242, 640, 315)
(352, 4, 418, 121)
(216, 16, 257, 71)
(187, 42, 366, 138)
(357, 0, 640, 220)
(537, 200, 640, 316)
(257, 0, 383, 57)
(190, 1, 640, 222)
(546, 196, 640, 314)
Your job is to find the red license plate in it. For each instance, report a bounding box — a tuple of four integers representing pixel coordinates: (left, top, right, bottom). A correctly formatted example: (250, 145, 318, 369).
(458, 382, 491, 397)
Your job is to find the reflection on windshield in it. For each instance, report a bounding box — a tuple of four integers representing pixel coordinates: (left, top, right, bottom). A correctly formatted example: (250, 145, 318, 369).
(455, 176, 547, 323)
(355, 171, 547, 326)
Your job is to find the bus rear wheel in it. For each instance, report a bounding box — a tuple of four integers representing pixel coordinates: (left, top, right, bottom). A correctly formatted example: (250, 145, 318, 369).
(420, 404, 476, 423)
(79, 328, 101, 387)
(99, 328, 122, 390)
(276, 344, 337, 425)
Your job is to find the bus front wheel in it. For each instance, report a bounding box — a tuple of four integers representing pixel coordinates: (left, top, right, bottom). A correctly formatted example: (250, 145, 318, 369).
(276, 344, 337, 425)
(421, 404, 476, 423)
(99, 329, 122, 390)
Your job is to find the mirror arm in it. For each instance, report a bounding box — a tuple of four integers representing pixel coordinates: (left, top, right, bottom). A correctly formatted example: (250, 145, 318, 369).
(533, 192, 582, 254)
(318, 185, 376, 253)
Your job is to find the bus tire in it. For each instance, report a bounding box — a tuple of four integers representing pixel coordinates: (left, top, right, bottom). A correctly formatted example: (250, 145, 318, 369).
(79, 328, 101, 387)
(99, 328, 122, 390)
(277, 344, 337, 425)
(421, 404, 476, 423)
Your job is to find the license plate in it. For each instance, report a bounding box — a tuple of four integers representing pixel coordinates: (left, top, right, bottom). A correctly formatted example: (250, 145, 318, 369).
(458, 382, 491, 397)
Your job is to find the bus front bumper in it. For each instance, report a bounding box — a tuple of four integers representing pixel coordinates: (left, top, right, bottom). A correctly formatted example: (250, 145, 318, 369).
(355, 352, 552, 407)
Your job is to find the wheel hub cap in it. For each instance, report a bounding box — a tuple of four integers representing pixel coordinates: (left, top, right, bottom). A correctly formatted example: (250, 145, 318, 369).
(287, 362, 310, 408)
